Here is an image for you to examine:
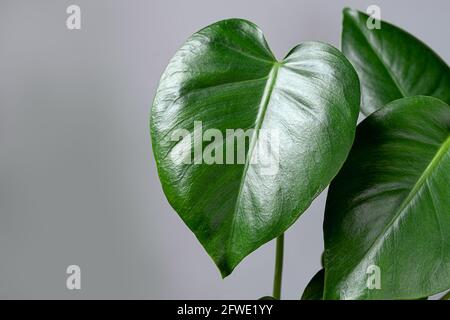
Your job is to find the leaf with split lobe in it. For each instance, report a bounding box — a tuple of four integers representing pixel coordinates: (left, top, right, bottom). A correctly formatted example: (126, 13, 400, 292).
(342, 8, 450, 115)
(151, 19, 360, 277)
(324, 96, 450, 299)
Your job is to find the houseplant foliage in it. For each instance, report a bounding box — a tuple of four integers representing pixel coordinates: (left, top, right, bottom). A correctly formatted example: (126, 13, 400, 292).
(151, 18, 360, 282)
(318, 10, 450, 300)
(301, 269, 324, 300)
(323, 96, 450, 300)
(342, 8, 450, 115)
(151, 9, 450, 300)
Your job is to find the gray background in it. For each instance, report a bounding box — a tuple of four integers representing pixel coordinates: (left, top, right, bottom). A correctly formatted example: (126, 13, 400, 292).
(0, 0, 449, 299)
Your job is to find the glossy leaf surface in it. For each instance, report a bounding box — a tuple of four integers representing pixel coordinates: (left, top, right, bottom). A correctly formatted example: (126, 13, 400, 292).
(324, 96, 450, 299)
(151, 19, 360, 276)
(342, 9, 450, 115)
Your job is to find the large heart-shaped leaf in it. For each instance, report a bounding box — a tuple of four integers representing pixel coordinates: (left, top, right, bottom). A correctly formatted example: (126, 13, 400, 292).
(342, 8, 450, 115)
(151, 19, 360, 276)
(323, 96, 450, 299)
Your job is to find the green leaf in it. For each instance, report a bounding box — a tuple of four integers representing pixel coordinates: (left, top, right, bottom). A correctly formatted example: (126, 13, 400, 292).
(258, 296, 277, 300)
(301, 269, 324, 300)
(151, 19, 360, 277)
(440, 291, 450, 300)
(342, 8, 450, 115)
(324, 96, 450, 299)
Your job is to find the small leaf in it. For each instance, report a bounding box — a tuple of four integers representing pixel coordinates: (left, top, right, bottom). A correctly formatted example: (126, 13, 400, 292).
(324, 96, 450, 299)
(259, 296, 277, 300)
(342, 8, 450, 115)
(301, 269, 324, 300)
(151, 19, 360, 276)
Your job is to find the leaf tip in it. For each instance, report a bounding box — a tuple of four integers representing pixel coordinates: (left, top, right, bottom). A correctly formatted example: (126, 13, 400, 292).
(342, 7, 353, 15)
(215, 256, 236, 279)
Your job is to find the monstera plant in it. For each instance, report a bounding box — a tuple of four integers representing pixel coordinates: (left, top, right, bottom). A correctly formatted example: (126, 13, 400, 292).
(150, 8, 450, 300)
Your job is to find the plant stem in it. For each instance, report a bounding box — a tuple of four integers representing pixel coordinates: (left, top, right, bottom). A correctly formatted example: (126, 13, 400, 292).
(440, 290, 450, 300)
(272, 233, 284, 299)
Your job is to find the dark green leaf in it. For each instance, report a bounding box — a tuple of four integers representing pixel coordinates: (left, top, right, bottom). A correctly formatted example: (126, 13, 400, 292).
(324, 96, 450, 299)
(342, 8, 450, 115)
(151, 19, 360, 277)
(301, 269, 324, 300)
(258, 296, 277, 300)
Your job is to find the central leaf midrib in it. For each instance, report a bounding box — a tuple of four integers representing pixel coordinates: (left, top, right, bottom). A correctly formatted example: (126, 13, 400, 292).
(347, 133, 450, 281)
(226, 62, 281, 259)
